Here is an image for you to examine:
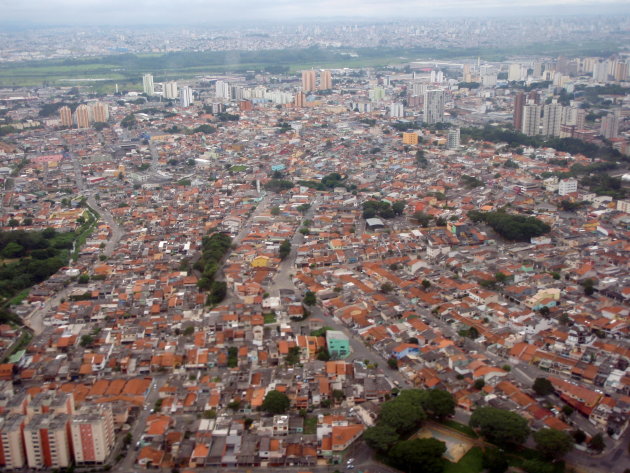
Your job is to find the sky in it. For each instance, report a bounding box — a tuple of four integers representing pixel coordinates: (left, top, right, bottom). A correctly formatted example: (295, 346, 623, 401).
(2, 0, 630, 26)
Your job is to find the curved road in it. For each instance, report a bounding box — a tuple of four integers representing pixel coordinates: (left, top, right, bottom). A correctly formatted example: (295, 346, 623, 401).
(22, 147, 124, 335)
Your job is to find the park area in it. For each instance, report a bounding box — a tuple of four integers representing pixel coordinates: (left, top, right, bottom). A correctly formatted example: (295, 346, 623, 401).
(414, 424, 475, 463)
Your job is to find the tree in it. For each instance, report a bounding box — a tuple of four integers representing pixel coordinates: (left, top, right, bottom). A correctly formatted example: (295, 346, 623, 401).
(303, 291, 316, 306)
(78, 273, 89, 284)
(262, 390, 290, 415)
(571, 429, 586, 444)
(420, 389, 455, 420)
(207, 281, 227, 305)
(380, 282, 394, 294)
(533, 428, 574, 460)
(388, 438, 446, 473)
(539, 306, 550, 318)
(271, 206, 281, 216)
(80, 334, 94, 348)
(474, 378, 485, 390)
(279, 239, 291, 260)
(379, 396, 426, 435)
(412, 211, 432, 227)
(392, 200, 406, 216)
(482, 447, 508, 473)
(364, 424, 399, 453)
(469, 407, 530, 447)
(285, 346, 301, 365)
(588, 432, 605, 452)
(421, 279, 431, 290)
(8, 218, 19, 228)
(522, 459, 555, 473)
(533, 377, 554, 396)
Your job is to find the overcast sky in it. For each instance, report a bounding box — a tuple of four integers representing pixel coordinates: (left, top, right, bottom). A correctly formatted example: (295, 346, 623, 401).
(2, 0, 629, 26)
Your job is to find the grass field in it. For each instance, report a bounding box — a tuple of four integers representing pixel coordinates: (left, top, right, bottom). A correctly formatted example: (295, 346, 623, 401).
(0, 40, 622, 89)
(443, 446, 483, 473)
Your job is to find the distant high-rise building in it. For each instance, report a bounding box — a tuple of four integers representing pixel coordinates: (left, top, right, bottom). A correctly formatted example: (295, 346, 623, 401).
(423, 89, 444, 125)
(532, 62, 543, 79)
(91, 102, 109, 123)
(70, 406, 115, 466)
(613, 62, 629, 82)
(238, 100, 253, 112)
(558, 178, 578, 196)
(179, 86, 193, 107)
(164, 81, 178, 100)
(319, 69, 332, 90)
(542, 102, 562, 137)
(513, 93, 525, 132)
(294, 91, 305, 108)
(59, 106, 73, 127)
(447, 128, 461, 149)
(600, 112, 620, 139)
(0, 414, 27, 469)
(215, 80, 229, 100)
(592, 61, 608, 82)
(402, 132, 418, 145)
(369, 86, 386, 102)
(508, 64, 522, 81)
(390, 102, 404, 118)
(142, 73, 154, 96)
(301, 70, 316, 92)
(521, 104, 541, 136)
(24, 414, 72, 469)
(230, 85, 244, 101)
(75, 104, 90, 129)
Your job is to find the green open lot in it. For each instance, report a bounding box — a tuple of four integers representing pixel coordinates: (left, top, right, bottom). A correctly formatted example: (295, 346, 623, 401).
(443, 446, 483, 473)
(0, 40, 622, 89)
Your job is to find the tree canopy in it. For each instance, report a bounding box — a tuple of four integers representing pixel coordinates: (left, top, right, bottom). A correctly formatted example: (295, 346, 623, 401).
(419, 389, 455, 420)
(388, 438, 446, 473)
(532, 377, 554, 396)
(468, 210, 550, 242)
(262, 390, 290, 414)
(469, 407, 530, 447)
(533, 428, 574, 460)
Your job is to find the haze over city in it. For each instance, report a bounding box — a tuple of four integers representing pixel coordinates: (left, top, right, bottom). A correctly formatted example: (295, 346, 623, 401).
(3, 0, 630, 25)
(0, 3, 629, 473)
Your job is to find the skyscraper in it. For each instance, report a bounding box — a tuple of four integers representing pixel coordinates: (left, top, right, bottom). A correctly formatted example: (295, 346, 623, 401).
(142, 73, 154, 95)
(75, 104, 90, 129)
(319, 70, 332, 90)
(513, 93, 525, 132)
(508, 64, 522, 81)
(448, 128, 461, 149)
(390, 103, 404, 118)
(215, 80, 229, 100)
(179, 86, 193, 107)
(59, 106, 73, 127)
(294, 91, 305, 108)
(423, 89, 444, 125)
(301, 70, 316, 92)
(542, 102, 562, 137)
(521, 104, 541, 136)
(164, 81, 178, 100)
(600, 113, 620, 139)
(91, 102, 109, 123)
